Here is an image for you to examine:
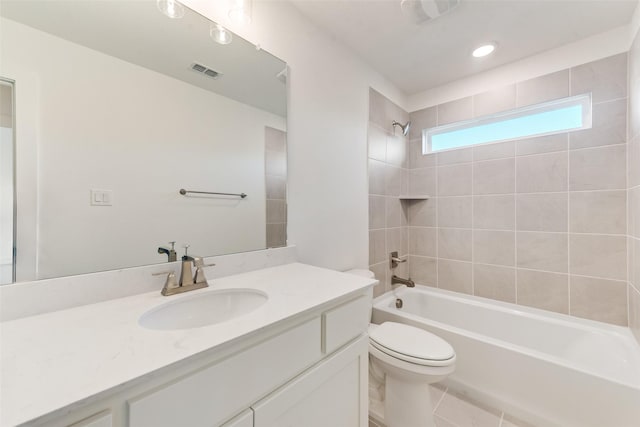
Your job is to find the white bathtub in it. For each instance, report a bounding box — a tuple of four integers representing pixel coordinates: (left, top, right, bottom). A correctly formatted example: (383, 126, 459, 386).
(372, 285, 640, 427)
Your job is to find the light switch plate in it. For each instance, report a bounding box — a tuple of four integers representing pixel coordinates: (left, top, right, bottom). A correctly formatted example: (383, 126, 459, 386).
(90, 189, 113, 206)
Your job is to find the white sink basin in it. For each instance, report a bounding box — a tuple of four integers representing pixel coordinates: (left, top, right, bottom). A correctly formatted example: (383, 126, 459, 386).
(139, 288, 268, 330)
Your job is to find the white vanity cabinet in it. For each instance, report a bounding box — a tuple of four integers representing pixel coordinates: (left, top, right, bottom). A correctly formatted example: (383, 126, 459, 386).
(32, 291, 372, 427)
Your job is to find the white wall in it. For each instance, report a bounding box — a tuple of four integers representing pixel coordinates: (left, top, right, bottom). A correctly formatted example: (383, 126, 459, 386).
(1, 18, 285, 279)
(182, 0, 407, 271)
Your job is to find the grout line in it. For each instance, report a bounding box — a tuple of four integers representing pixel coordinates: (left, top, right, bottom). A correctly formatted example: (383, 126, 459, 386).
(402, 188, 627, 197)
(567, 133, 572, 316)
(432, 386, 448, 414)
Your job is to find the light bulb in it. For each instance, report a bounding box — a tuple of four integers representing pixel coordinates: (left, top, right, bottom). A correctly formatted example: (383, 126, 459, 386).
(472, 43, 496, 58)
(211, 24, 233, 45)
(157, 0, 185, 19)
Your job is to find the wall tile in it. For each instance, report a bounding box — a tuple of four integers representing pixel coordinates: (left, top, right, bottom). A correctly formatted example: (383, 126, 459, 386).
(409, 255, 437, 286)
(408, 198, 437, 227)
(438, 196, 472, 228)
(387, 134, 407, 167)
(409, 140, 437, 169)
(569, 145, 626, 190)
(409, 167, 437, 195)
(516, 70, 569, 107)
(438, 228, 472, 261)
(629, 283, 640, 344)
(409, 106, 437, 140)
(473, 84, 516, 117)
(630, 34, 640, 139)
(438, 259, 473, 294)
(266, 175, 286, 199)
(438, 164, 472, 196)
(517, 232, 568, 273)
(368, 125, 387, 162)
(266, 223, 286, 248)
(630, 186, 640, 239)
(628, 137, 640, 188)
(369, 159, 386, 195)
(474, 230, 515, 266)
(369, 229, 386, 265)
(387, 227, 408, 257)
(265, 127, 286, 152)
(385, 165, 404, 196)
(474, 264, 516, 303)
(569, 99, 626, 149)
(516, 151, 568, 193)
(516, 133, 568, 156)
(437, 97, 473, 125)
(437, 147, 473, 166)
(386, 197, 406, 228)
(570, 234, 626, 280)
(265, 149, 287, 176)
(516, 193, 568, 232)
(571, 53, 627, 103)
(266, 199, 286, 223)
(369, 261, 388, 297)
(473, 158, 515, 194)
(473, 195, 515, 230)
(369, 195, 386, 230)
(570, 275, 628, 325)
(569, 190, 626, 235)
(517, 269, 569, 314)
(473, 141, 515, 161)
(369, 88, 388, 129)
(408, 227, 436, 257)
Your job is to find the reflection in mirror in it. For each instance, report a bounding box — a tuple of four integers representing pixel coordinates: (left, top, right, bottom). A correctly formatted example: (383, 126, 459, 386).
(0, 0, 287, 283)
(0, 80, 14, 285)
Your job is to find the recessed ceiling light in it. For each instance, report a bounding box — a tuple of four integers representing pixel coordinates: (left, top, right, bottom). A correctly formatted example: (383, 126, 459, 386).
(472, 43, 496, 58)
(157, 0, 184, 19)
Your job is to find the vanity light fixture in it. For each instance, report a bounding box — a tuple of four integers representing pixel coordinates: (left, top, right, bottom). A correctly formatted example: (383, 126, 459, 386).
(228, 0, 252, 24)
(156, 0, 185, 19)
(211, 24, 233, 45)
(472, 42, 497, 58)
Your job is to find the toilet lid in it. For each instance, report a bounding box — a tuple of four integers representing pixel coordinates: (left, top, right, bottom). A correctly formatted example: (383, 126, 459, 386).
(369, 322, 455, 362)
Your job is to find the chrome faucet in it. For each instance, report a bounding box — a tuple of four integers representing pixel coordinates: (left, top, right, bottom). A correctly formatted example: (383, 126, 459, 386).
(391, 275, 415, 287)
(389, 251, 415, 287)
(157, 241, 177, 262)
(153, 245, 215, 296)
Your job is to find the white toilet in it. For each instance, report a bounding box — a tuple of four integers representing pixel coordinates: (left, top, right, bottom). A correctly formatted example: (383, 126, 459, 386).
(346, 269, 456, 427)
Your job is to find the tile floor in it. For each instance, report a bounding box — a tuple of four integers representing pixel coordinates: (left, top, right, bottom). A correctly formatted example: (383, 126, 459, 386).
(369, 384, 537, 427)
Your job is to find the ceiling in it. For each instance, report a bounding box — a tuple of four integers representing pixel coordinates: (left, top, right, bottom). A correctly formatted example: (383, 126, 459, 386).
(289, 0, 638, 95)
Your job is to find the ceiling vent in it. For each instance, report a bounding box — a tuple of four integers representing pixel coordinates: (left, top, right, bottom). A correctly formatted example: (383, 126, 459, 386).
(190, 62, 222, 79)
(400, 0, 460, 24)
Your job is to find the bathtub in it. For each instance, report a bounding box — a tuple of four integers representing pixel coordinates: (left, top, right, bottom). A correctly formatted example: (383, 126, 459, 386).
(372, 285, 640, 427)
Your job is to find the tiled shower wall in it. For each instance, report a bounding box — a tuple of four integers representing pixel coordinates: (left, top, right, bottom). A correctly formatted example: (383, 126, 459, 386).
(405, 53, 630, 326)
(265, 127, 287, 248)
(368, 89, 409, 297)
(629, 31, 640, 342)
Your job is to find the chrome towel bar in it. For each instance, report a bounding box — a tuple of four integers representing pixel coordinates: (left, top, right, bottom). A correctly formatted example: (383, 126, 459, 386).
(179, 189, 247, 198)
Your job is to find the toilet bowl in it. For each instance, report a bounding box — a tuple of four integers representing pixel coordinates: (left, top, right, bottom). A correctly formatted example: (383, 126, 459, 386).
(345, 269, 456, 427)
(369, 322, 455, 427)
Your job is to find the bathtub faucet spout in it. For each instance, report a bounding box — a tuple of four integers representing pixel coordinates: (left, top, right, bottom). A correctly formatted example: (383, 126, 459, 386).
(392, 275, 415, 287)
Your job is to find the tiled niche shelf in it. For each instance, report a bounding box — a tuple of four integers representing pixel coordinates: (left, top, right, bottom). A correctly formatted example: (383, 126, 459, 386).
(398, 195, 430, 200)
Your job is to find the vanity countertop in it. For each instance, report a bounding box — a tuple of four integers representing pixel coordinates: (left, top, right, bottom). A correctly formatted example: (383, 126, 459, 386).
(0, 263, 375, 427)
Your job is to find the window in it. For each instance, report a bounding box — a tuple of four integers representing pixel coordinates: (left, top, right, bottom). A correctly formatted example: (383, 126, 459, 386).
(423, 93, 592, 153)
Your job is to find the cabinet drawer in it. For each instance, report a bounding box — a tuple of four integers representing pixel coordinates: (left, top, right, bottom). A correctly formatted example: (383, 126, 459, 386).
(322, 295, 370, 354)
(128, 317, 321, 427)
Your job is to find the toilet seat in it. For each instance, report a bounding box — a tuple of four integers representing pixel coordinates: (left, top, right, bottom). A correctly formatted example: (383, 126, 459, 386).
(369, 322, 455, 367)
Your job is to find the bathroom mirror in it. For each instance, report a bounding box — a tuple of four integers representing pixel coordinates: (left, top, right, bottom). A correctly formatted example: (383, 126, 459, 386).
(0, 0, 288, 282)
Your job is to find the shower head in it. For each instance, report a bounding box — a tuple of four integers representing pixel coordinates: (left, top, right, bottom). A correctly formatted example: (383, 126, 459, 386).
(392, 120, 411, 136)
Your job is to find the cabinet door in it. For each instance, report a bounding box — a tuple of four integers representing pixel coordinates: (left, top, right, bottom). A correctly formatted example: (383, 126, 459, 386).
(253, 335, 368, 427)
(221, 410, 253, 427)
